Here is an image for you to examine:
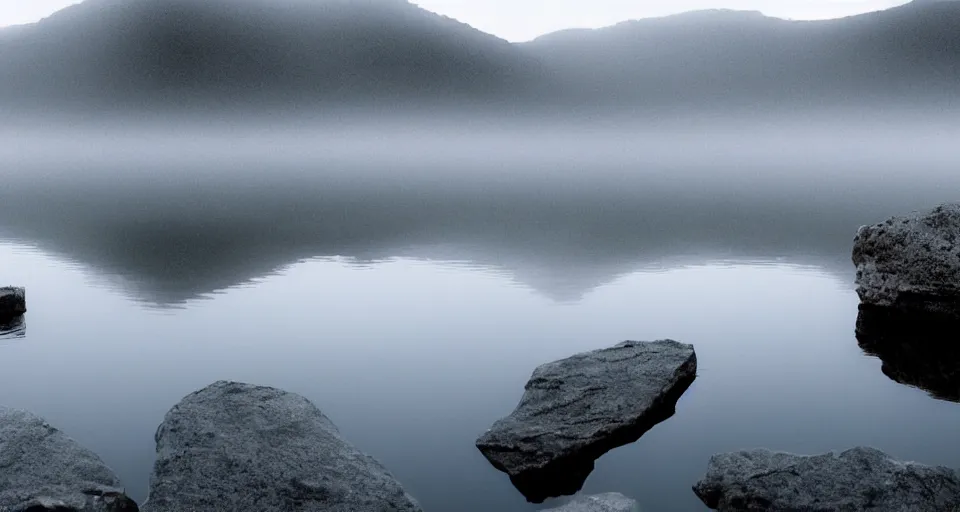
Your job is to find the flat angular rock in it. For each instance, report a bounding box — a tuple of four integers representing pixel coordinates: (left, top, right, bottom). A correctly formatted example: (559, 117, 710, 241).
(857, 304, 960, 402)
(541, 493, 641, 511)
(0, 408, 138, 512)
(476, 340, 697, 503)
(693, 446, 960, 511)
(142, 380, 422, 512)
(853, 204, 960, 317)
(0, 286, 26, 319)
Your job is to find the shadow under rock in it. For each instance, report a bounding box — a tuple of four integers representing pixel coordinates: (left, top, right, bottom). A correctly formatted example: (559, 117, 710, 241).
(856, 304, 960, 403)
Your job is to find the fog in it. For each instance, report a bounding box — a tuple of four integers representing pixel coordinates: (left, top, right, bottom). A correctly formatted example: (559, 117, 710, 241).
(2, 0, 958, 113)
(2, 1, 960, 510)
(3, 113, 959, 305)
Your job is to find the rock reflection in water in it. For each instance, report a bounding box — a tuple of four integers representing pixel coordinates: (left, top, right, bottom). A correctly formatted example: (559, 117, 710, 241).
(856, 305, 960, 402)
(0, 315, 25, 340)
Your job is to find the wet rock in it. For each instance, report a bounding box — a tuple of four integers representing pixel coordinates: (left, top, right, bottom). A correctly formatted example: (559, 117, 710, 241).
(0, 408, 138, 512)
(142, 380, 422, 512)
(476, 340, 697, 503)
(0, 286, 26, 319)
(693, 446, 960, 511)
(853, 204, 960, 317)
(541, 493, 641, 511)
(856, 304, 960, 402)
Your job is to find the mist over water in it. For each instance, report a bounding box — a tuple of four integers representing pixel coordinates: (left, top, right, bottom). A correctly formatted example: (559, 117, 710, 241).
(2, 110, 960, 511)
(2, 112, 959, 304)
(1, 0, 960, 509)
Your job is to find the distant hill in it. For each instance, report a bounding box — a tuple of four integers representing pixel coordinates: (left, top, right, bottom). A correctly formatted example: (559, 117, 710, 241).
(0, 0, 958, 111)
(0, 0, 544, 110)
(521, 1, 960, 107)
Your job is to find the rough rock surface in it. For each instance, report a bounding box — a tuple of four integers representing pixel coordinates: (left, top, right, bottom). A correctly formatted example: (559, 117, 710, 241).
(0, 408, 138, 512)
(142, 380, 422, 512)
(0, 286, 26, 319)
(694, 446, 960, 511)
(476, 340, 697, 503)
(853, 204, 960, 316)
(541, 493, 641, 511)
(857, 304, 960, 402)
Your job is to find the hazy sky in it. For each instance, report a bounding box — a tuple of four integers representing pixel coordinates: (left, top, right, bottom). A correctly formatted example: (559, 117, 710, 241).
(1, 0, 912, 41)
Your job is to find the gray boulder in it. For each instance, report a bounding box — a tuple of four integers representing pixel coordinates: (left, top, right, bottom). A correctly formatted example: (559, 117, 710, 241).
(693, 446, 960, 511)
(0, 408, 138, 512)
(853, 204, 960, 317)
(476, 340, 697, 503)
(541, 493, 641, 511)
(142, 380, 422, 512)
(0, 286, 26, 319)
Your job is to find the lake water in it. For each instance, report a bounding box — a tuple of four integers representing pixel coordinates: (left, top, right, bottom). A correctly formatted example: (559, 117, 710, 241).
(2, 117, 960, 511)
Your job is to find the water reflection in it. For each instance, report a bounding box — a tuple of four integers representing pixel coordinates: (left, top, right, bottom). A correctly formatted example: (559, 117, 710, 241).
(856, 305, 960, 403)
(2, 247, 960, 512)
(0, 315, 25, 340)
(2, 121, 960, 306)
(0, 160, 916, 306)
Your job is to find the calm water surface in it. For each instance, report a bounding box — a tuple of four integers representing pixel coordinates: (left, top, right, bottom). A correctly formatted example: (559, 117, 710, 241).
(2, 119, 960, 511)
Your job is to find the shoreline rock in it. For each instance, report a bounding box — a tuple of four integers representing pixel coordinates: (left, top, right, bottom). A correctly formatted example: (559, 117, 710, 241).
(853, 204, 960, 317)
(542, 493, 641, 511)
(0, 408, 138, 512)
(142, 380, 422, 512)
(0, 286, 26, 319)
(693, 446, 960, 511)
(476, 340, 697, 503)
(857, 304, 960, 402)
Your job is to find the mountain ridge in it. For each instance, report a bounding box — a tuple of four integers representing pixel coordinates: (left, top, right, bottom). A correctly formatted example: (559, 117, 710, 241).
(0, 0, 545, 110)
(0, 0, 958, 111)
(520, 0, 960, 107)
